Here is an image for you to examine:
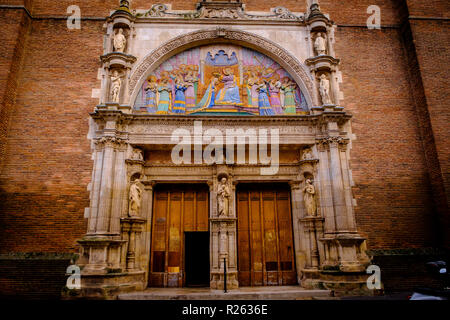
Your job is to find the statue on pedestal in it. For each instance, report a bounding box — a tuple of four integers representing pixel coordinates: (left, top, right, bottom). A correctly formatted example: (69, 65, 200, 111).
(113, 28, 127, 53)
(319, 74, 332, 105)
(128, 179, 142, 217)
(314, 33, 327, 56)
(110, 70, 122, 103)
(217, 177, 230, 217)
(303, 179, 317, 216)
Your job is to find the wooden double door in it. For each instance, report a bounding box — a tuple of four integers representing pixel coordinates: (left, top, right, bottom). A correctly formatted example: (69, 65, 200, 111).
(149, 184, 209, 287)
(237, 184, 297, 286)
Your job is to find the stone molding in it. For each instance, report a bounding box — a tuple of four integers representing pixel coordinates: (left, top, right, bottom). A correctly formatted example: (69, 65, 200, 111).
(305, 55, 340, 72)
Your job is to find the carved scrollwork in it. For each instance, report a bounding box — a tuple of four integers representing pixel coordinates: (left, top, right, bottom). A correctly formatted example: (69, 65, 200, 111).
(94, 136, 128, 149)
(143, 4, 168, 17)
(272, 6, 299, 20)
(315, 136, 349, 151)
(136, 3, 303, 22)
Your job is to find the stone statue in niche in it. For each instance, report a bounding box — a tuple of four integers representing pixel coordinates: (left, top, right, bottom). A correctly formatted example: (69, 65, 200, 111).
(314, 33, 327, 56)
(319, 74, 332, 105)
(217, 177, 230, 217)
(128, 179, 142, 216)
(131, 148, 143, 161)
(113, 28, 127, 53)
(303, 179, 317, 216)
(110, 70, 122, 103)
(301, 147, 314, 160)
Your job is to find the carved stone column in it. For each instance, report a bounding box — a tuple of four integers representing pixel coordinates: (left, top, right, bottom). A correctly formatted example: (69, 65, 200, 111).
(315, 132, 367, 273)
(314, 139, 338, 268)
(328, 136, 350, 232)
(79, 110, 128, 274)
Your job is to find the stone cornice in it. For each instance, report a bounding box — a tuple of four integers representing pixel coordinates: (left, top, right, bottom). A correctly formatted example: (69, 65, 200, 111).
(91, 109, 351, 123)
(89, 109, 352, 135)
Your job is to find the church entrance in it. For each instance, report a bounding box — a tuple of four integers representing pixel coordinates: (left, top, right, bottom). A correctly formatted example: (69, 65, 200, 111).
(149, 184, 209, 287)
(237, 183, 297, 286)
(185, 232, 210, 287)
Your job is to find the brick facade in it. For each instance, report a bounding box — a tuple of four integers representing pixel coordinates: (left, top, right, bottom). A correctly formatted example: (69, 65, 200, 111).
(0, 0, 448, 297)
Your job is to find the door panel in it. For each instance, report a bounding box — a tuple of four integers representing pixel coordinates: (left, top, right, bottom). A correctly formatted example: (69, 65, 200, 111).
(237, 184, 297, 286)
(149, 184, 209, 287)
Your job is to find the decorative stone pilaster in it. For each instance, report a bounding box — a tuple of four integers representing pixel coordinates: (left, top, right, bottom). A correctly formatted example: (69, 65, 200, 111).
(300, 216, 324, 269)
(288, 180, 305, 283)
(209, 170, 238, 289)
(121, 216, 146, 271)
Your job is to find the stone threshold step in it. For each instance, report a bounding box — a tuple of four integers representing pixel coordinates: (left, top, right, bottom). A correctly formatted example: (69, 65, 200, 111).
(118, 286, 331, 300)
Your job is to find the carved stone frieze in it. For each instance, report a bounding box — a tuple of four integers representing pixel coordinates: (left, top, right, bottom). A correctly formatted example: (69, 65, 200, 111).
(135, 3, 304, 22)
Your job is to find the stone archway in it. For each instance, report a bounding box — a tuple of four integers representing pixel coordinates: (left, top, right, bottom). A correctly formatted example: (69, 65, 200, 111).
(128, 27, 317, 107)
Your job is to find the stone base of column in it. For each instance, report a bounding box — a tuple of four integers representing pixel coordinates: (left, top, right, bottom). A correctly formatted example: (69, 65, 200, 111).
(62, 270, 145, 300)
(210, 271, 239, 290)
(300, 268, 374, 296)
(300, 268, 323, 289)
(319, 234, 369, 273)
(77, 236, 126, 275)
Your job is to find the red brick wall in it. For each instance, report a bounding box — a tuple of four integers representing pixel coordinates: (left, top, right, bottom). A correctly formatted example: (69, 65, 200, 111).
(407, 17, 449, 247)
(0, 0, 447, 254)
(0, 17, 101, 252)
(26, 0, 307, 17)
(335, 26, 438, 249)
(0, 9, 30, 169)
(406, 0, 450, 18)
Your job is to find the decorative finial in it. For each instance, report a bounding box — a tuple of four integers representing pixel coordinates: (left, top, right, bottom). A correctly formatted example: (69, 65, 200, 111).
(115, 0, 132, 15)
(120, 0, 130, 9)
(309, 3, 323, 17)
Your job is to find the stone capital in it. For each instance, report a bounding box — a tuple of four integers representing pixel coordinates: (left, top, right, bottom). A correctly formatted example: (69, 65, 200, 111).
(94, 136, 128, 150)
